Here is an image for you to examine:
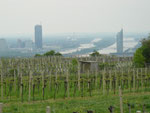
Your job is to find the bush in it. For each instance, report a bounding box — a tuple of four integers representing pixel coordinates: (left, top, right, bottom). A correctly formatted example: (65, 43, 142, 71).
(35, 50, 62, 57)
(133, 34, 150, 67)
(90, 50, 101, 57)
(70, 58, 78, 73)
(133, 48, 145, 67)
(43, 50, 55, 56)
(34, 54, 42, 57)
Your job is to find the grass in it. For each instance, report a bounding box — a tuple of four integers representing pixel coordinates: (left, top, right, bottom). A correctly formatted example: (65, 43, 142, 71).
(2, 92, 150, 113)
(1, 73, 150, 113)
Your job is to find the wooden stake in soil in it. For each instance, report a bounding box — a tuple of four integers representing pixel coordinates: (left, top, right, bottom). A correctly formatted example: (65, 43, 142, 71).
(108, 106, 114, 113)
(78, 61, 81, 90)
(115, 69, 118, 90)
(0, 103, 3, 113)
(87, 110, 93, 113)
(46, 106, 51, 113)
(28, 71, 32, 101)
(21, 83, 23, 102)
(14, 69, 16, 92)
(95, 65, 98, 88)
(20, 71, 23, 101)
(103, 70, 106, 95)
(141, 68, 143, 90)
(133, 69, 136, 92)
(143, 104, 145, 113)
(119, 86, 123, 113)
(109, 70, 112, 92)
(66, 69, 69, 98)
(1, 71, 3, 100)
(127, 104, 131, 113)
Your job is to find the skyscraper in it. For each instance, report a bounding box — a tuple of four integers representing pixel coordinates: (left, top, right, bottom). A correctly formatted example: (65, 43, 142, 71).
(116, 29, 123, 53)
(17, 39, 25, 48)
(35, 25, 42, 49)
(0, 39, 8, 51)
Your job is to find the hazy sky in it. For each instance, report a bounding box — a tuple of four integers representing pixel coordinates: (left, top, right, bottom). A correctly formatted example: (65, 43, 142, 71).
(0, 0, 150, 36)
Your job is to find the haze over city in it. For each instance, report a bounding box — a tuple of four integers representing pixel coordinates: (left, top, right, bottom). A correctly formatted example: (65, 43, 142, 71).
(0, 0, 150, 36)
(1, 0, 150, 113)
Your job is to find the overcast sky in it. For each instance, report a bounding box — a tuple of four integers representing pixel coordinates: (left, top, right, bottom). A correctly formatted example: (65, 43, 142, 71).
(0, 0, 150, 36)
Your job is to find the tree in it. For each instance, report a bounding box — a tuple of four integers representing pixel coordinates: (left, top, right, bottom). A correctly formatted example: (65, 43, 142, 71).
(133, 48, 145, 67)
(35, 50, 62, 57)
(141, 36, 150, 63)
(43, 50, 55, 56)
(133, 34, 150, 67)
(90, 50, 101, 57)
(43, 50, 62, 57)
(34, 54, 42, 57)
(55, 52, 62, 56)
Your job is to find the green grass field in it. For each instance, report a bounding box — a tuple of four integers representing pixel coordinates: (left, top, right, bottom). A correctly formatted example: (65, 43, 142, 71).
(2, 92, 150, 113)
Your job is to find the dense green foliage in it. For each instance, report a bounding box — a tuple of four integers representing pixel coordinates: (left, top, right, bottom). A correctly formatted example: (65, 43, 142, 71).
(34, 50, 62, 57)
(54, 52, 62, 56)
(133, 34, 150, 67)
(90, 50, 101, 57)
(70, 58, 78, 73)
(133, 48, 145, 67)
(43, 50, 56, 56)
(34, 54, 42, 57)
(99, 62, 115, 69)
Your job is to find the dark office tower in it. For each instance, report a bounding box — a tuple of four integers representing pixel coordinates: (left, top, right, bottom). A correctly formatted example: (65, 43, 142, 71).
(116, 29, 123, 53)
(35, 25, 42, 49)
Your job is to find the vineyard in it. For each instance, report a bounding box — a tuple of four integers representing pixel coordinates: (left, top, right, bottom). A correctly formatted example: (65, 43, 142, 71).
(0, 56, 150, 113)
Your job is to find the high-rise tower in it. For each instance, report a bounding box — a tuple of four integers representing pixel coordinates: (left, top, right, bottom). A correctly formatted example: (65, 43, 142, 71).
(116, 29, 123, 53)
(0, 39, 8, 51)
(35, 25, 42, 49)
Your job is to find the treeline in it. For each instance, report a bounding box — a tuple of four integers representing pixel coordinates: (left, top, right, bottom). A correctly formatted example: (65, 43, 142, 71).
(35, 50, 62, 57)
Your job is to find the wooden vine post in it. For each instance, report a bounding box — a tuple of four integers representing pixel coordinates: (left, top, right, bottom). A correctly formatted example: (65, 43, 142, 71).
(0, 103, 3, 113)
(49, 70, 51, 91)
(14, 69, 16, 92)
(95, 64, 98, 88)
(42, 70, 45, 100)
(103, 69, 106, 95)
(20, 71, 23, 99)
(87, 70, 90, 89)
(127, 104, 131, 113)
(78, 61, 81, 90)
(109, 70, 112, 92)
(136, 68, 139, 91)
(28, 71, 32, 101)
(1, 70, 3, 100)
(127, 69, 130, 90)
(141, 68, 143, 90)
(66, 69, 69, 98)
(121, 69, 123, 90)
(115, 69, 118, 90)
(133, 69, 135, 92)
(46, 106, 50, 113)
(119, 86, 123, 113)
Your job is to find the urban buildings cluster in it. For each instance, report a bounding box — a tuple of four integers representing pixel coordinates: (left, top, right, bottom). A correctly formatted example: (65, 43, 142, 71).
(0, 25, 43, 57)
(0, 39, 8, 51)
(16, 25, 43, 50)
(0, 25, 128, 56)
